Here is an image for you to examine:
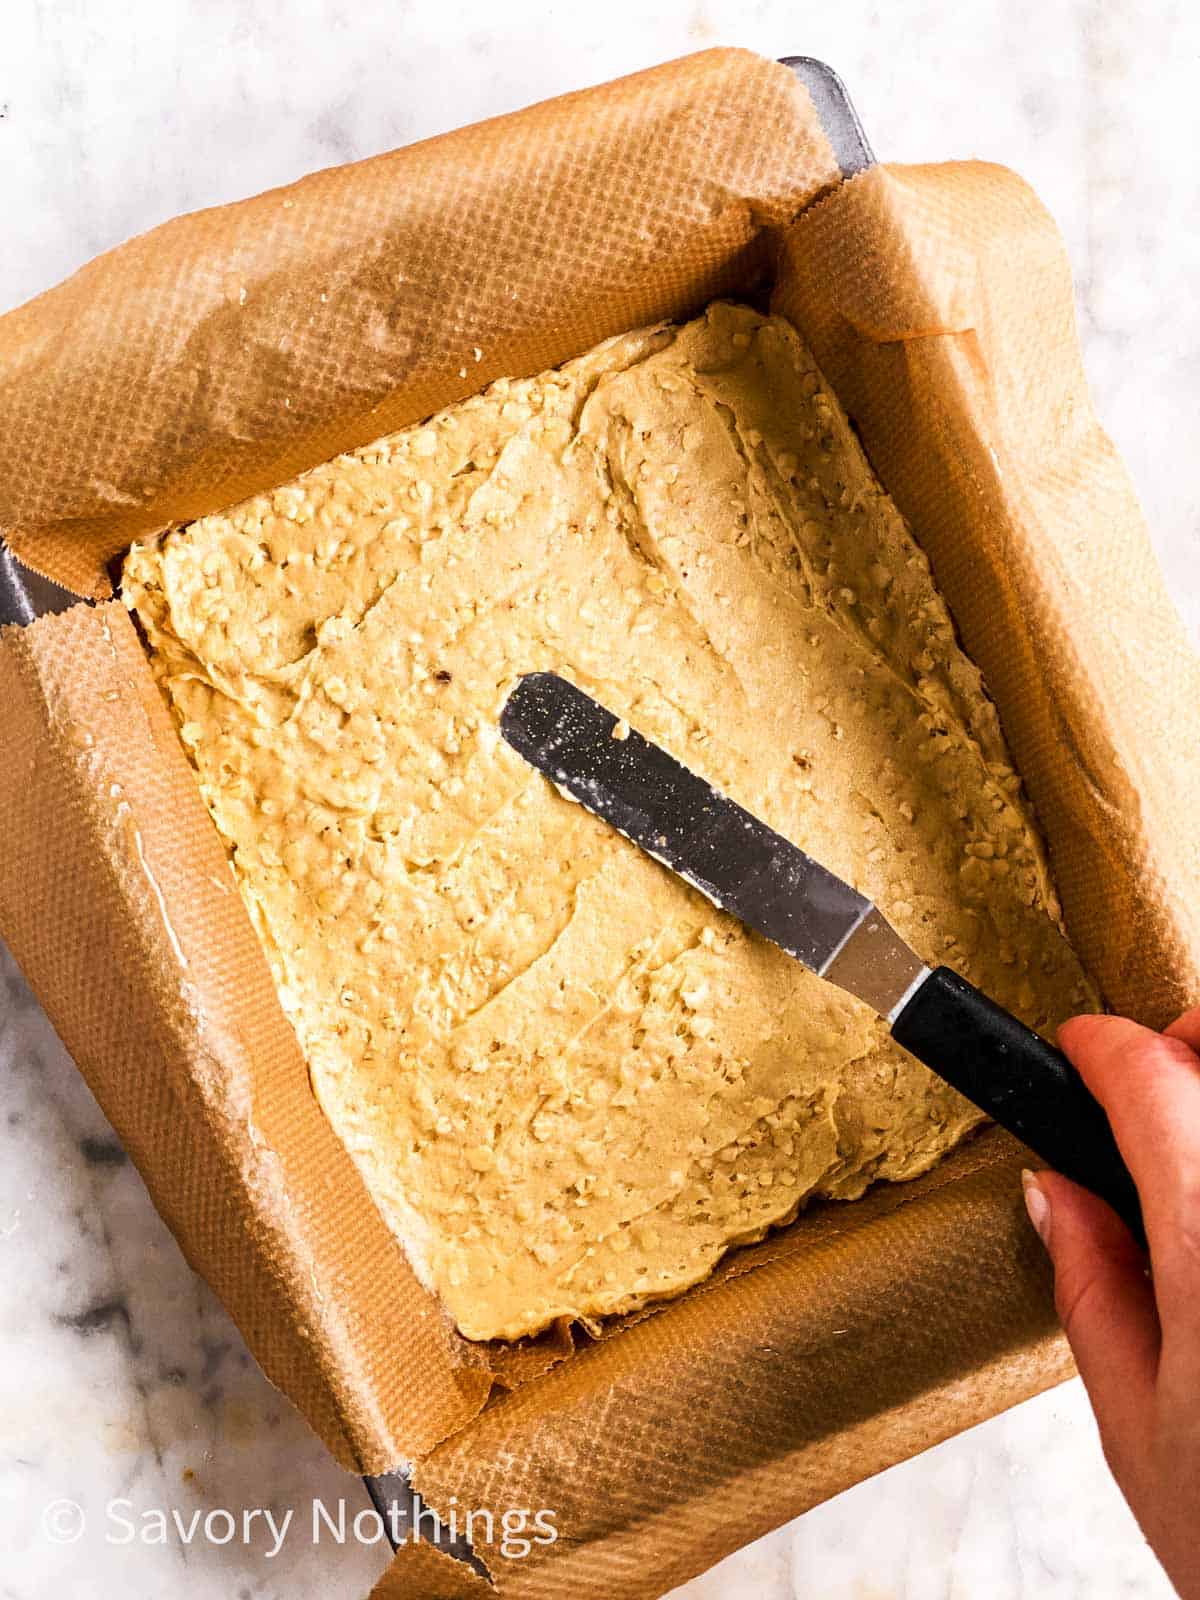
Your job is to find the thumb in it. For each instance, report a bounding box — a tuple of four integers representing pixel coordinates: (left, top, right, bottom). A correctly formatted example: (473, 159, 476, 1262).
(1023, 1169, 1160, 1476)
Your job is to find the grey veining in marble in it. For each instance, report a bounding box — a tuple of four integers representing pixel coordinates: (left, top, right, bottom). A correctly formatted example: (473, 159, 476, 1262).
(2, 1, 1197, 1595)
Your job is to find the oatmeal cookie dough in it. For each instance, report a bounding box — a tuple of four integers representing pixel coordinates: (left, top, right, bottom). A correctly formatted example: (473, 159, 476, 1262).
(123, 302, 1098, 1341)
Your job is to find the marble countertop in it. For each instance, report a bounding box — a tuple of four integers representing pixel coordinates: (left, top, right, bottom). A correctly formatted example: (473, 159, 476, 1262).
(1, 2, 1196, 1595)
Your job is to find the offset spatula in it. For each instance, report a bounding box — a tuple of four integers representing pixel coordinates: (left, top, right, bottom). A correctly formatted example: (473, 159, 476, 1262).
(501, 672, 1143, 1245)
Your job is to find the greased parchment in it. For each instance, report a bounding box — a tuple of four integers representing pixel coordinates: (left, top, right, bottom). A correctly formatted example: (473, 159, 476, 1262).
(1, 49, 1197, 1600)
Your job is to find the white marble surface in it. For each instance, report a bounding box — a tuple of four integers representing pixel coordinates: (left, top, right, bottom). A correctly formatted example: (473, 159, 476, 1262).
(1, 1, 1197, 1596)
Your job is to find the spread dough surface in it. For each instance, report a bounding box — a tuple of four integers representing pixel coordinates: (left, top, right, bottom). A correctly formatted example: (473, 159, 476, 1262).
(124, 303, 1097, 1341)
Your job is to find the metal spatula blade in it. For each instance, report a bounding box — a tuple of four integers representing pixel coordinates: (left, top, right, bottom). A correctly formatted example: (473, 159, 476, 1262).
(501, 672, 1144, 1245)
(500, 671, 929, 1017)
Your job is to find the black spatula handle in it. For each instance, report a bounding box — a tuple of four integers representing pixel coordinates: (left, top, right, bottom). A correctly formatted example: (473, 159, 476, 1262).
(892, 966, 1144, 1246)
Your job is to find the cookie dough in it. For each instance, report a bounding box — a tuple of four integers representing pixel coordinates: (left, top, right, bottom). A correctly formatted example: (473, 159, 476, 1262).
(123, 303, 1097, 1341)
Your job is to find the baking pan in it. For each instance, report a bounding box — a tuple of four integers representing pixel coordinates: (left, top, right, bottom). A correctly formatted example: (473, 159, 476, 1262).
(0, 54, 873, 1568)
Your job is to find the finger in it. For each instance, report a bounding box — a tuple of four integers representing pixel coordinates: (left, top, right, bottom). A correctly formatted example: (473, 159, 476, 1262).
(1056, 1013, 1200, 1331)
(1025, 1168, 1160, 1478)
(1165, 1005, 1200, 1055)
(1155, 1000, 1200, 1401)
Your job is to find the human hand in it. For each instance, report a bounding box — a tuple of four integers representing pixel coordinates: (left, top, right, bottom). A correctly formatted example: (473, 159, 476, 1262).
(1022, 1008, 1200, 1599)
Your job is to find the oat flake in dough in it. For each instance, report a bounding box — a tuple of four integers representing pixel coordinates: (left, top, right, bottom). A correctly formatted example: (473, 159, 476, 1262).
(123, 302, 1098, 1342)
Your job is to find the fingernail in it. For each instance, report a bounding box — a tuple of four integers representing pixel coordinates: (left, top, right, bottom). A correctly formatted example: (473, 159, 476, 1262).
(1022, 1168, 1052, 1248)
